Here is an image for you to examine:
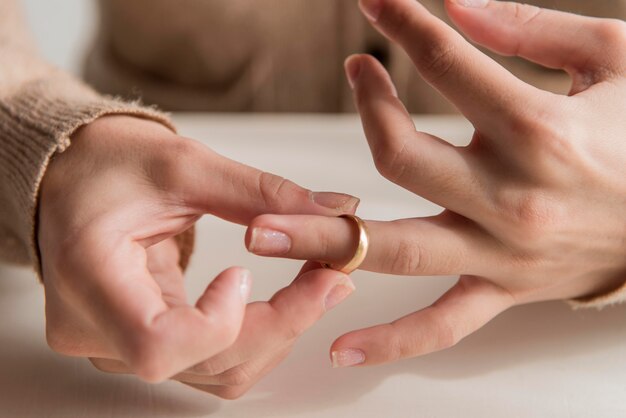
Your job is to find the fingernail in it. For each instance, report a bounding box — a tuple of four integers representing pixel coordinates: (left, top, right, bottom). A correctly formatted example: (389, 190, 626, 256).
(359, 0, 382, 22)
(324, 276, 356, 311)
(331, 348, 366, 368)
(239, 269, 252, 300)
(344, 56, 361, 90)
(454, 0, 489, 8)
(248, 228, 291, 255)
(311, 191, 360, 212)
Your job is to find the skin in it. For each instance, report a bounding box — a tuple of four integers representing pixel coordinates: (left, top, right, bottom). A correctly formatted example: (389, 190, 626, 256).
(38, 115, 358, 397)
(246, 0, 626, 367)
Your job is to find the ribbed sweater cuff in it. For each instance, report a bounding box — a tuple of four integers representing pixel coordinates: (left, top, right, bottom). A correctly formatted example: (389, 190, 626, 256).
(0, 77, 194, 275)
(568, 280, 626, 310)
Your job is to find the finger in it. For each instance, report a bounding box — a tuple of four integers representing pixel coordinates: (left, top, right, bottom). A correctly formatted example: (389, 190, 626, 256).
(358, 0, 547, 131)
(91, 347, 287, 400)
(184, 266, 354, 379)
(89, 263, 328, 384)
(247, 212, 506, 277)
(82, 239, 250, 382)
(183, 351, 289, 400)
(139, 266, 250, 382)
(345, 54, 491, 217)
(330, 276, 515, 367)
(445, 0, 626, 88)
(171, 141, 360, 224)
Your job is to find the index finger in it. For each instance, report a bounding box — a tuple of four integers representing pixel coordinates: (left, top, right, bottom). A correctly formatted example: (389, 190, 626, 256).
(359, 0, 548, 132)
(169, 141, 360, 224)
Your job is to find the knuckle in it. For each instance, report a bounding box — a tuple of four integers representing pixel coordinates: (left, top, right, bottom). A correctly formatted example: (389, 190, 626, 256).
(513, 3, 543, 28)
(384, 6, 415, 40)
(388, 236, 425, 275)
(510, 108, 580, 165)
(125, 331, 171, 383)
(594, 19, 626, 50)
(372, 136, 409, 183)
(421, 42, 457, 83)
(507, 4, 542, 56)
(495, 190, 559, 244)
(511, 194, 552, 230)
(381, 1, 459, 83)
(257, 172, 304, 210)
(534, 118, 577, 158)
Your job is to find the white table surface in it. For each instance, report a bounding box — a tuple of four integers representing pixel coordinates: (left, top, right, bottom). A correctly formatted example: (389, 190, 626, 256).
(1, 114, 624, 418)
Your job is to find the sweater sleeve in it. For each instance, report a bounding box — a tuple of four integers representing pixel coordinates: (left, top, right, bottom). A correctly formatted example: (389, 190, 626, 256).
(569, 283, 626, 310)
(0, 0, 193, 272)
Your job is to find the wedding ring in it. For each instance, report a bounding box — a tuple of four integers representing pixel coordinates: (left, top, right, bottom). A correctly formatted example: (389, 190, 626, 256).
(322, 214, 370, 275)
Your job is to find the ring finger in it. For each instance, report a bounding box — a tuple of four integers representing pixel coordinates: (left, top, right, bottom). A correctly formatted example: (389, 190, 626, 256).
(247, 212, 507, 277)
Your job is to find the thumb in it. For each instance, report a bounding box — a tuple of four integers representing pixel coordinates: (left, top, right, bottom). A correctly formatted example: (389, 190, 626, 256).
(445, 0, 626, 89)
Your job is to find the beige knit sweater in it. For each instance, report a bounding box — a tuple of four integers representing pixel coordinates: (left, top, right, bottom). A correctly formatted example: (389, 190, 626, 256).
(1, 0, 625, 308)
(84, 0, 625, 113)
(0, 0, 194, 272)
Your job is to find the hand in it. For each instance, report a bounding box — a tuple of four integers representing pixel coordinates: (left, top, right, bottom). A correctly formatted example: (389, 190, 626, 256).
(89, 262, 354, 399)
(244, 0, 626, 367)
(39, 115, 359, 382)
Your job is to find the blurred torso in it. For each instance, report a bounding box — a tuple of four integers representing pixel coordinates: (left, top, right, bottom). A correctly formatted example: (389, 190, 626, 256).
(84, 0, 626, 113)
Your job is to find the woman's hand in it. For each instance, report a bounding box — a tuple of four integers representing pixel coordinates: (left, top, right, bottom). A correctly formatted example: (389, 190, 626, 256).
(39, 115, 359, 382)
(245, 0, 626, 367)
(89, 262, 354, 399)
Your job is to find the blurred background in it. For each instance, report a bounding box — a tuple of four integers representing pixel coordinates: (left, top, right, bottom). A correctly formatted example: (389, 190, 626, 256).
(20, 0, 625, 114)
(23, 0, 95, 75)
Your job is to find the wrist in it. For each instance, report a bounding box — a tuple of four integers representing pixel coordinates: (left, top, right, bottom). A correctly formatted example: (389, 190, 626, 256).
(43, 115, 177, 195)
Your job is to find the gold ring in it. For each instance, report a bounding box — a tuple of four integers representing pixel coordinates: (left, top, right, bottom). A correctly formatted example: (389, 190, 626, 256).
(322, 214, 369, 275)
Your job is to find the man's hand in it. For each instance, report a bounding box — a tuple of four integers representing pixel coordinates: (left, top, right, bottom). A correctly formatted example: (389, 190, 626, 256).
(38, 115, 359, 382)
(245, 0, 626, 367)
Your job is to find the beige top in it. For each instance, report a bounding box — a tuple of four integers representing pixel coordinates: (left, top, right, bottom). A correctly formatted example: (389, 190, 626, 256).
(0, 0, 624, 308)
(84, 0, 626, 113)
